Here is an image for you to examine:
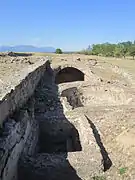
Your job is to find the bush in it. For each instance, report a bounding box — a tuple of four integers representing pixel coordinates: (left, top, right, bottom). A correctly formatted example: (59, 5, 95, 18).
(80, 41, 135, 58)
(55, 48, 63, 54)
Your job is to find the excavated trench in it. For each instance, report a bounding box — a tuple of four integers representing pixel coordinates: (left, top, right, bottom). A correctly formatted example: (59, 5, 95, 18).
(18, 68, 84, 180)
(35, 73, 82, 154)
(1, 64, 135, 180)
(17, 66, 113, 180)
(18, 66, 135, 180)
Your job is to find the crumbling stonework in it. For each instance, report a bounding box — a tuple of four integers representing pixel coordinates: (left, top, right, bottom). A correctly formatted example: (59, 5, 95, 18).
(0, 60, 50, 125)
(0, 99, 39, 180)
(0, 60, 50, 180)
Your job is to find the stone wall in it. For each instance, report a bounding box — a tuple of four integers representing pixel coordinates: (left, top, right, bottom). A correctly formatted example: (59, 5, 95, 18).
(0, 60, 50, 180)
(0, 98, 39, 180)
(0, 60, 50, 126)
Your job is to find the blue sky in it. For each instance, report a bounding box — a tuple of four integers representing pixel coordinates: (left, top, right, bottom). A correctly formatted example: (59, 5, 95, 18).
(0, 0, 135, 51)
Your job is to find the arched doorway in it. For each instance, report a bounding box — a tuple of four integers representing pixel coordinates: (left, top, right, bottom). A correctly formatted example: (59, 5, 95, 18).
(55, 67, 84, 84)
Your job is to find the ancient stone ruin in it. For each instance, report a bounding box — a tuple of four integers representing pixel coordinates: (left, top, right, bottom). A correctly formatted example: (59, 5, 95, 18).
(0, 57, 135, 180)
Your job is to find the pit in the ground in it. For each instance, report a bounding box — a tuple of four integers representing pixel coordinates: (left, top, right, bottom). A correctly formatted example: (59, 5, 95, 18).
(61, 87, 84, 109)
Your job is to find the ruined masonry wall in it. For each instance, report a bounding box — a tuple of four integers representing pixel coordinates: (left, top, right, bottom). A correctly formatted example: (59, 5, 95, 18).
(0, 61, 50, 180)
(0, 60, 50, 126)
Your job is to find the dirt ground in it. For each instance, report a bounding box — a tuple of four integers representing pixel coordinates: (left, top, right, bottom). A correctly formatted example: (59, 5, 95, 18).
(1, 53, 135, 179)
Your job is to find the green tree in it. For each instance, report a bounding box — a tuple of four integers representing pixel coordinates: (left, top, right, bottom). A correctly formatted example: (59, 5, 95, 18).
(117, 43, 129, 58)
(130, 46, 135, 59)
(114, 45, 128, 58)
(80, 40, 135, 58)
(55, 48, 63, 54)
(114, 47, 121, 57)
(121, 47, 128, 58)
(91, 43, 115, 57)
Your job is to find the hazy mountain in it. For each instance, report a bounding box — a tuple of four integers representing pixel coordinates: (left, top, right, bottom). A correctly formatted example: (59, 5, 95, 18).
(0, 45, 56, 53)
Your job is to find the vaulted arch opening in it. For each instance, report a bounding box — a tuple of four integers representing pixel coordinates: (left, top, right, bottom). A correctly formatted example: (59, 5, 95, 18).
(55, 67, 84, 84)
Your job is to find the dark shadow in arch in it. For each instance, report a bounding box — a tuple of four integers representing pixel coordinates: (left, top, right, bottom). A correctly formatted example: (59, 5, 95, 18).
(55, 67, 84, 84)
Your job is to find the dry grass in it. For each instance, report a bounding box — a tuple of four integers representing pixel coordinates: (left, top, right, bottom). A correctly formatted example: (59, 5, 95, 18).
(1, 52, 135, 74)
(93, 56, 135, 73)
(32, 53, 135, 73)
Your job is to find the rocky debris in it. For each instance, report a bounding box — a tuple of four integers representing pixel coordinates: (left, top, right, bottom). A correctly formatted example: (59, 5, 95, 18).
(22, 58, 34, 65)
(0, 52, 15, 57)
(61, 58, 65, 61)
(88, 59, 97, 66)
(40, 57, 46, 61)
(10, 57, 34, 64)
(98, 77, 103, 82)
(0, 56, 35, 64)
(0, 51, 18, 57)
(76, 58, 81, 61)
(0, 52, 33, 60)
(7, 51, 16, 57)
(0, 53, 6, 57)
(10, 58, 20, 63)
(61, 58, 67, 61)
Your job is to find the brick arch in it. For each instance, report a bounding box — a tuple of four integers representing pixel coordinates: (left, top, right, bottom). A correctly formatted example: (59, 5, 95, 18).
(55, 66, 85, 84)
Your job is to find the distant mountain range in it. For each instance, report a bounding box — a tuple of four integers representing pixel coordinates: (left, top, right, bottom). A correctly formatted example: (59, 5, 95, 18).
(0, 45, 56, 53)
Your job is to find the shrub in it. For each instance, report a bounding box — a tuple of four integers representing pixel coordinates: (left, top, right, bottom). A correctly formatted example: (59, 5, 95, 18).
(55, 48, 63, 54)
